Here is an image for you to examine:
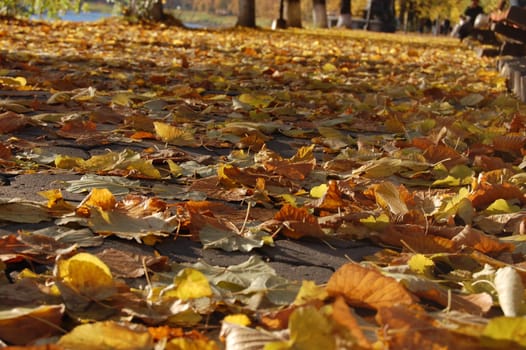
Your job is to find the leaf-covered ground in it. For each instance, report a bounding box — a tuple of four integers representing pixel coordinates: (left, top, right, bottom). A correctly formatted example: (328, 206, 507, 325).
(1, 17, 526, 349)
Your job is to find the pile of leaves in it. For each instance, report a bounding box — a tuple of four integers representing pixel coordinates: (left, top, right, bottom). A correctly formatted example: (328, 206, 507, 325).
(2, 17, 526, 349)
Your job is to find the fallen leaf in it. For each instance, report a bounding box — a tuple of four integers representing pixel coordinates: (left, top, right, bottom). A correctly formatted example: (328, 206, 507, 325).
(326, 262, 417, 310)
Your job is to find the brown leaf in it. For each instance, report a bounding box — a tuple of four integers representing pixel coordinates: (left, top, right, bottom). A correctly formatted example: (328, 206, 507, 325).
(326, 262, 418, 310)
(95, 248, 169, 278)
(0, 111, 30, 133)
(0, 304, 65, 345)
(373, 224, 456, 254)
(492, 134, 526, 155)
(376, 305, 480, 350)
(0, 142, 12, 160)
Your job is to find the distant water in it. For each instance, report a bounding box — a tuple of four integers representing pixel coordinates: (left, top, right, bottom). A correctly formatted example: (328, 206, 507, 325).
(32, 11, 206, 27)
(31, 11, 112, 22)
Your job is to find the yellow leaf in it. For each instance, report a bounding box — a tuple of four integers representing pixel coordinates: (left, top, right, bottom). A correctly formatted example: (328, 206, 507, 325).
(408, 254, 435, 276)
(291, 144, 315, 162)
(154, 121, 196, 146)
(167, 338, 219, 350)
(223, 314, 251, 327)
(55, 154, 84, 169)
(266, 306, 335, 350)
(167, 159, 183, 177)
(111, 92, 134, 106)
(56, 252, 115, 300)
(310, 183, 328, 198)
(279, 194, 297, 206)
(0, 76, 26, 87)
(238, 93, 274, 108)
(485, 199, 520, 215)
(82, 188, 117, 211)
(482, 317, 526, 348)
(322, 63, 337, 72)
(360, 213, 390, 230)
(58, 321, 153, 350)
(164, 268, 212, 300)
(293, 280, 328, 305)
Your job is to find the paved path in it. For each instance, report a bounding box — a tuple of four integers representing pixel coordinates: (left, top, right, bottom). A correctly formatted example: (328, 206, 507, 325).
(0, 128, 380, 284)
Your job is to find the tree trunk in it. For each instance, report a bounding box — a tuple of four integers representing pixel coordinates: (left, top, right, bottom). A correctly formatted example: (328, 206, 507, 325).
(237, 0, 256, 27)
(337, 0, 352, 28)
(312, 0, 328, 28)
(285, 0, 302, 28)
(272, 0, 288, 29)
(150, 0, 164, 21)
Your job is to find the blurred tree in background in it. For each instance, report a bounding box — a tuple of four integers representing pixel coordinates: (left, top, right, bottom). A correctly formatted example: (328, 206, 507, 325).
(0, 0, 500, 30)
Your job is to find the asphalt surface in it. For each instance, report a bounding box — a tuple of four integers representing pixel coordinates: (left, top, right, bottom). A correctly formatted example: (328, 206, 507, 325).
(0, 126, 381, 284)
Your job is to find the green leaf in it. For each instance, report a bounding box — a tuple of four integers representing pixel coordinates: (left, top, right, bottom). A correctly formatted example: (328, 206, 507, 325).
(484, 199, 521, 215)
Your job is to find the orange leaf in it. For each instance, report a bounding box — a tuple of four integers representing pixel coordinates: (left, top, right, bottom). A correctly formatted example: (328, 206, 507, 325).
(274, 204, 324, 239)
(130, 131, 156, 140)
(313, 180, 347, 211)
(451, 225, 514, 254)
(469, 182, 525, 210)
(326, 262, 417, 310)
(331, 296, 371, 348)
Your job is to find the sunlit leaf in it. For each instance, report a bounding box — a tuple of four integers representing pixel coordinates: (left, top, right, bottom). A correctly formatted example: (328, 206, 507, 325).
(55, 252, 115, 300)
(293, 280, 328, 306)
(162, 268, 213, 301)
(326, 262, 417, 310)
(154, 121, 197, 146)
(58, 321, 153, 350)
(265, 306, 336, 350)
(408, 254, 435, 276)
(223, 314, 251, 327)
(0, 75, 26, 87)
(482, 317, 526, 348)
